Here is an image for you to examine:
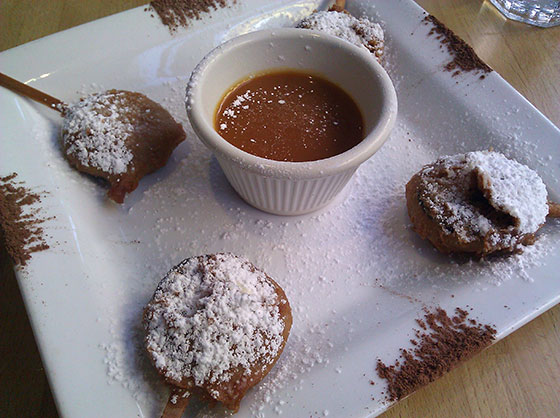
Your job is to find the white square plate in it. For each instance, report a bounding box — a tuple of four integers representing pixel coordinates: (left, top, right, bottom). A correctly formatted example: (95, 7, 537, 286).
(1, 1, 559, 417)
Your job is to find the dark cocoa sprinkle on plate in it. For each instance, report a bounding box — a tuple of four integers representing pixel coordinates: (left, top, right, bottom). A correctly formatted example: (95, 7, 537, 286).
(0, 173, 51, 266)
(424, 14, 492, 76)
(148, 0, 235, 33)
(376, 307, 496, 402)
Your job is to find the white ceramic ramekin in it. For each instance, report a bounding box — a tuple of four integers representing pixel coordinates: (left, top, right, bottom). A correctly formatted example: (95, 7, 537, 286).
(186, 28, 397, 215)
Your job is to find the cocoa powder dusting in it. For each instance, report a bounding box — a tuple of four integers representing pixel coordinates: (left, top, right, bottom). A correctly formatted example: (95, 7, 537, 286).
(0, 173, 50, 266)
(376, 307, 496, 402)
(149, 0, 234, 32)
(424, 15, 492, 76)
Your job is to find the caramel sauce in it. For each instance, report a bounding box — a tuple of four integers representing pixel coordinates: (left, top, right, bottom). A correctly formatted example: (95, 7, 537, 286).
(215, 71, 363, 162)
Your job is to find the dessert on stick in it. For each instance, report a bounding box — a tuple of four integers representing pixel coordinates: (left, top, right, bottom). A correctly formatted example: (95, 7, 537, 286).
(143, 253, 292, 416)
(296, 0, 385, 64)
(0, 73, 186, 203)
(62, 89, 185, 203)
(406, 150, 559, 256)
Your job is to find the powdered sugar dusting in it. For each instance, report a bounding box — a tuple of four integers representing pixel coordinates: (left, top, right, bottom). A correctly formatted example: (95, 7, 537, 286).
(467, 151, 548, 234)
(62, 91, 134, 174)
(415, 151, 549, 253)
(297, 10, 384, 62)
(419, 153, 493, 243)
(144, 253, 287, 389)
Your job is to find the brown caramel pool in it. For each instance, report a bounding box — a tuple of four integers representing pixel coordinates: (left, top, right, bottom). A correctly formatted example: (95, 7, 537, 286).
(215, 71, 363, 162)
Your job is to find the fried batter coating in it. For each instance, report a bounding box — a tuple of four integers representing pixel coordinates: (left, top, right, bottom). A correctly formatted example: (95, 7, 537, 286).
(62, 90, 186, 203)
(144, 253, 292, 413)
(406, 151, 550, 256)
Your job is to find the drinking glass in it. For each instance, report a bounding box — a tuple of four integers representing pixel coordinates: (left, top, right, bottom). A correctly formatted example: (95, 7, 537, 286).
(489, 0, 560, 27)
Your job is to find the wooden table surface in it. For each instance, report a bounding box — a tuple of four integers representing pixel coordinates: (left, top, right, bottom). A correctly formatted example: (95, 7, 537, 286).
(1, 1, 559, 417)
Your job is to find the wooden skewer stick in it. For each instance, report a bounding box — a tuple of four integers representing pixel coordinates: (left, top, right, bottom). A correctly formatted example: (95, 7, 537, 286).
(335, 0, 346, 10)
(161, 387, 191, 418)
(0, 72, 65, 112)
